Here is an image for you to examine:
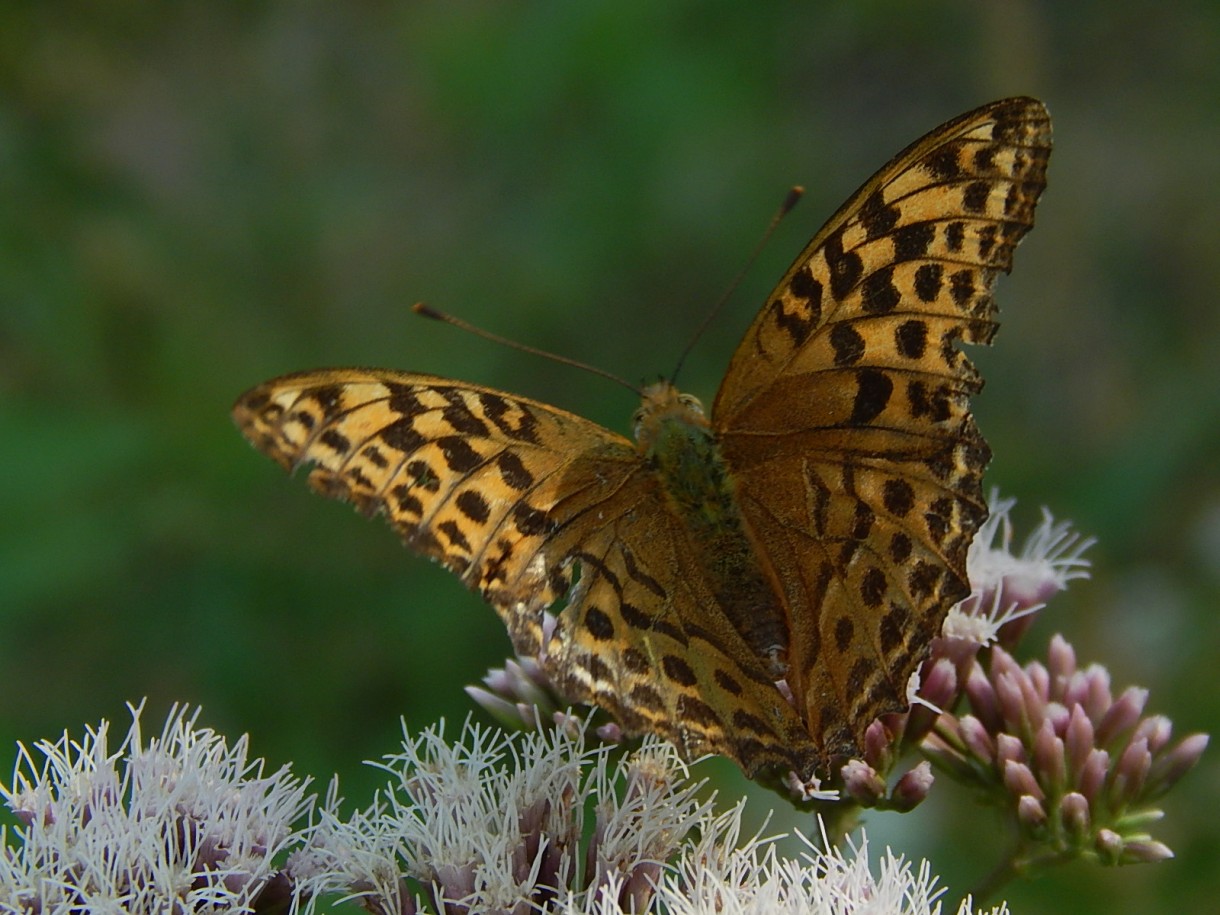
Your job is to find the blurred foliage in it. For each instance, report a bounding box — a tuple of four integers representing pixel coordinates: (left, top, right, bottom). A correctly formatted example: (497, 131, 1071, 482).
(1, 1, 1217, 911)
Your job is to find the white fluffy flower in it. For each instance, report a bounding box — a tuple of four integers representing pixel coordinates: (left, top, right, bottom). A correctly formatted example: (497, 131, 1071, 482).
(0, 702, 314, 914)
(296, 720, 1008, 915)
(558, 802, 1008, 915)
(292, 717, 712, 914)
(945, 491, 1094, 645)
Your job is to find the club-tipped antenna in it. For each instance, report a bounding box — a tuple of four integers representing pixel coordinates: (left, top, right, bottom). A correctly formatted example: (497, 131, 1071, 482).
(669, 185, 804, 384)
(412, 302, 642, 397)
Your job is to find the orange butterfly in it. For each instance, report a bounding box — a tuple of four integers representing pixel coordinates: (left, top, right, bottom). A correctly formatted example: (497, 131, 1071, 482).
(234, 98, 1051, 779)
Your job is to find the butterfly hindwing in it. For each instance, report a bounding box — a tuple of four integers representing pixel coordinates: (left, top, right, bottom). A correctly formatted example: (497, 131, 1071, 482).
(541, 466, 817, 775)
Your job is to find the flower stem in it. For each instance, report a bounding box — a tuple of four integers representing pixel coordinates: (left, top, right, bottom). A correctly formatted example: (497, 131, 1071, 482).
(970, 850, 1022, 905)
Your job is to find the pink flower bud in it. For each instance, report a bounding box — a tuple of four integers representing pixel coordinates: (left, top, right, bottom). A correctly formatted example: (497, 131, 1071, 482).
(1003, 759, 1043, 801)
(1064, 705, 1096, 780)
(1095, 828, 1124, 865)
(959, 715, 996, 763)
(1061, 791, 1090, 838)
(995, 670, 1030, 734)
(862, 719, 895, 769)
(1096, 687, 1148, 747)
(1017, 793, 1047, 829)
(891, 762, 934, 812)
(996, 733, 1027, 768)
(965, 665, 1001, 732)
(1133, 714, 1173, 755)
(1033, 719, 1066, 789)
(919, 657, 960, 710)
(1078, 748, 1110, 802)
(1147, 733, 1209, 797)
(1111, 738, 1152, 804)
(1121, 840, 1174, 864)
(1082, 664, 1114, 721)
(841, 759, 886, 805)
(1047, 634, 1077, 691)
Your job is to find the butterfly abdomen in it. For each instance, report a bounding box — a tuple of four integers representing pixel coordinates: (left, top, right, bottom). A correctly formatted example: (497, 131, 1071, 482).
(636, 383, 788, 671)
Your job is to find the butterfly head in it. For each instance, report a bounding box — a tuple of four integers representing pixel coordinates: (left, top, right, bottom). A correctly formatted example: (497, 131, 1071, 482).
(632, 381, 709, 453)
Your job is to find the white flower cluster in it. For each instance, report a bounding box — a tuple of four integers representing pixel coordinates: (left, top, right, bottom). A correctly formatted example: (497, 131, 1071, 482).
(1, 707, 1013, 914)
(614, 804, 1011, 915)
(290, 718, 714, 913)
(0, 702, 313, 914)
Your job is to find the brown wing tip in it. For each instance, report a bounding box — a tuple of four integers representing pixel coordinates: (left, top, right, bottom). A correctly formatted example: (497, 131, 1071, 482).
(231, 383, 300, 471)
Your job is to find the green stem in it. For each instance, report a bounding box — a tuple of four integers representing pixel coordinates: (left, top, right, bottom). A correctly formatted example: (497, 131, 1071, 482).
(970, 847, 1023, 905)
(822, 800, 862, 850)
(971, 842, 1078, 905)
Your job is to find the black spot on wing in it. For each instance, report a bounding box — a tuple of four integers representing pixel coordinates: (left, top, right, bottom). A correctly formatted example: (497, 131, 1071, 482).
(770, 297, 817, 347)
(963, 181, 991, 213)
(319, 429, 351, 455)
(893, 222, 934, 261)
(584, 606, 615, 640)
(860, 567, 886, 609)
(880, 603, 911, 654)
(362, 444, 389, 469)
(662, 654, 697, 687)
(859, 190, 899, 238)
(945, 222, 966, 252)
(381, 419, 427, 454)
(496, 450, 534, 491)
(479, 392, 541, 444)
(913, 264, 943, 303)
(882, 479, 915, 517)
(861, 267, 900, 315)
(924, 143, 963, 180)
(846, 369, 893, 425)
(437, 436, 483, 473)
(513, 503, 551, 536)
(386, 384, 428, 419)
(789, 265, 824, 314)
(830, 323, 865, 367)
(895, 320, 928, 359)
(456, 489, 491, 523)
(825, 228, 864, 299)
(309, 385, 345, 418)
(440, 390, 490, 437)
(949, 270, 975, 306)
(889, 531, 912, 564)
(437, 520, 471, 553)
(834, 616, 854, 652)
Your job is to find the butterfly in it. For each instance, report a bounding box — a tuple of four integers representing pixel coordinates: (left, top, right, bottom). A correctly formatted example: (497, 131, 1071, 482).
(233, 97, 1051, 780)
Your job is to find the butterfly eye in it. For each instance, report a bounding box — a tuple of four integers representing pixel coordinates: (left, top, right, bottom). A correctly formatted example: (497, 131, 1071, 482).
(631, 408, 648, 439)
(678, 393, 704, 415)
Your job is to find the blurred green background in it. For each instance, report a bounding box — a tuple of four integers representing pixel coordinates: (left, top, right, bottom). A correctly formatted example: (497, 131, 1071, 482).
(2, 1, 1217, 911)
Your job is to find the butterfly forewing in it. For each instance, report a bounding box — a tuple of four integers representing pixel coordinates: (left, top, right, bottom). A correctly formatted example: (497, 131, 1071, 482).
(714, 97, 1052, 758)
(714, 97, 1051, 420)
(234, 369, 638, 655)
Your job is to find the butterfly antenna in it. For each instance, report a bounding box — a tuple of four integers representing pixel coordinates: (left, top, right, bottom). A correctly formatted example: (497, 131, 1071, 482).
(412, 302, 642, 396)
(670, 185, 804, 384)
